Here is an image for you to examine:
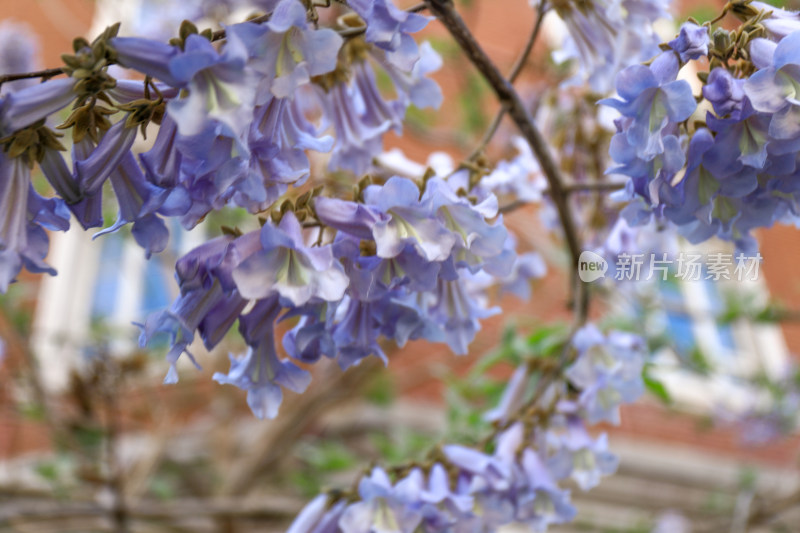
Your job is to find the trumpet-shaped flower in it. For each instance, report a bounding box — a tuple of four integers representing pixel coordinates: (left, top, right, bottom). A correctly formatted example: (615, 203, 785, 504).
(232, 212, 349, 306)
(213, 296, 311, 419)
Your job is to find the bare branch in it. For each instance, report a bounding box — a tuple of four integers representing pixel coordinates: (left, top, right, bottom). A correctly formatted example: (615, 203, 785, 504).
(0, 67, 67, 88)
(498, 181, 626, 214)
(468, 0, 549, 160)
(424, 0, 587, 317)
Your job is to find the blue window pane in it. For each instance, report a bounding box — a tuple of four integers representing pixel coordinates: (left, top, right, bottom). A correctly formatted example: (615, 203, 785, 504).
(665, 311, 695, 354)
(91, 236, 123, 319)
(700, 279, 738, 353)
(716, 325, 737, 352)
(142, 258, 171, 314)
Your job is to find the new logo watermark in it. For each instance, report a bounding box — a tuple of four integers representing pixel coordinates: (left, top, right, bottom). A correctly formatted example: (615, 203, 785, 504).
(578, 251, 608, 282)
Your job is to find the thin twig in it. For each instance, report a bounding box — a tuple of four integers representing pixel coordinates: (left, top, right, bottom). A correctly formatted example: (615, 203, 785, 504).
(468, 0, 548, 160)
(0, 67, 66, 89)
(102, 358, 129, 533)
(498, 181, 626, 214)
(425, 0, 586, 317)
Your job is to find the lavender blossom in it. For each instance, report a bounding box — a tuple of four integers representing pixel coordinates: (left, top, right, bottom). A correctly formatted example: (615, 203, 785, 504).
(213, 296, 311, 419)
(322, 61, 404, 175)
(0, 153, 69, 291)
(0, 20, 40, 96)
(565, 325, 646, 424)
(229, 1, 343, 101)
(231, 212, 349, 306)
(667, 22, 709, 63)
(0, 78, 76, 135)
(348, 0, 430, 71)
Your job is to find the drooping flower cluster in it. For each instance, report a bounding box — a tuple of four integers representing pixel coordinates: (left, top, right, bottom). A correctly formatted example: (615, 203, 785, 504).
(140, 173, 543, 418)
(0, 0, 442, 289)
(604, 5, 800, 253)
(288, 323, 647, 532)
(547, 0, 671, 93)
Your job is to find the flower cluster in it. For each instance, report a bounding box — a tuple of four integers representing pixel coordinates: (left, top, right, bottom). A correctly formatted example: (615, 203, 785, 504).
(0, 0, 443, 289)
(547, 0, 671, 93)
(288, 324, 647, 532)
(604, 5, 800, 253)
(140, 173, 542, 418)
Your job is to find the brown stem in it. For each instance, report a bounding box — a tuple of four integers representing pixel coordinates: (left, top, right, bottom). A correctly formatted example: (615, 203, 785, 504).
(423, 1, 581, 264)
(102, 359, 129, 533)
(468, 0, 548, 160)
(0, 67, 66, 89)
(498, 181, 627, 214)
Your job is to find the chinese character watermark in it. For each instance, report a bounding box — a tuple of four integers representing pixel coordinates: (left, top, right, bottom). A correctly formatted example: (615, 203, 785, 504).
(577, 251, 763, 283)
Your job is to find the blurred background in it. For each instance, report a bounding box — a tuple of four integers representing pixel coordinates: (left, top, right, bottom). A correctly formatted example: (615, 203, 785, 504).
(2, 0, 800, 531)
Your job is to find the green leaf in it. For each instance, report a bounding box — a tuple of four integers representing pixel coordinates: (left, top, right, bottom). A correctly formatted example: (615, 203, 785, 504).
(642, 371, 672, 405)
(35, 461, 59, 482)
(527, 322, 569, 358)
(296, 440, 357, 472)
(364, 373, 395, 407)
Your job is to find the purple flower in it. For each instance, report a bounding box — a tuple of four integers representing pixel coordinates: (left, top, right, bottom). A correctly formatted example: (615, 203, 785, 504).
(422, 274, 499, 355)
(703, 67, 746, 118)
(0, 152, 69, 291)
(111, 37, 182, 87)
(229, 1, 343, 101)
(0, 78, 75, 135)
(140, 114, 183, 189)
(93, 152, 171, 258)
(552, 0, 667, 93)
(114, 30, 257, 139)
(282, 302, 337, 364)
(744, 31, 800, 141)
(138, 279, 230, 383)
(546, 418, 618, 490)
(322, 61, 403, 175)
(478, 137, 546, 203)
(289, 495, 347, 533)
(76, 118, 139, 196)
(668, 22, 709, 63)
(601, 52, 695, 161)
(338, 467, 423, 533)
(232, 212, 349, 306)
(484, 364, 529, 424)
(422, 176, 508, 273)
(565, 325, 646, 424)
(66, 138, 105, 229)
(517, 448, 577, 530)
(168, 34, 257, 138)
(371, 40, 443, 110)
(317, 178, 456, 263)
(0, 20, 40, 96)
(330, 294, 390, 370)
(38, 146, 80, 206)
(748, 2, 800, 41)
(348, 0, 430, 71)
(239, 94, 333, 212)
(364, 177, 456, 261)
(213, 296, 311, 419)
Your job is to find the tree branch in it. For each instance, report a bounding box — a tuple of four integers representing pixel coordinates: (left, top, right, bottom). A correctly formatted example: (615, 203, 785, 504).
(498, 181, 626, 214)
(0, 67, 67, 88)
(468, 0, 548, 160)
(425, 0, 587, 316)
